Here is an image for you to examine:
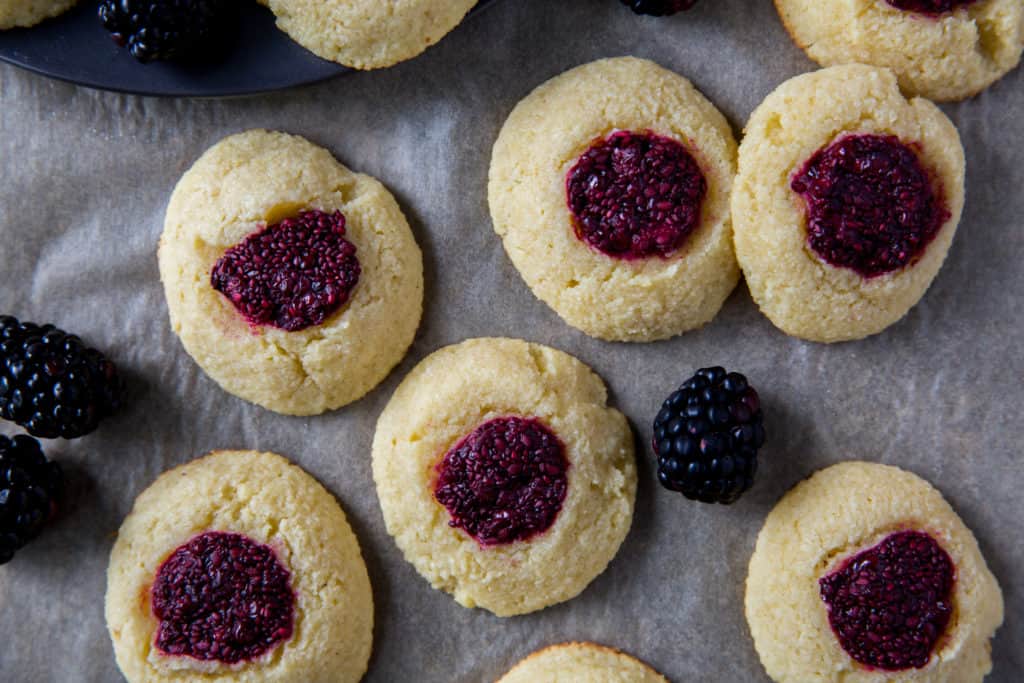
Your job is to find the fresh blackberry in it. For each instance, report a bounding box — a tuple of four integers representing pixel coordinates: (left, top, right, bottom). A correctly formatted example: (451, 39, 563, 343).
(652, 367, 764, 504)
(98, 0, 235, 63)
(620, 0, 699, 16)
(0, 316, 123, 440)
(0, 434, 63, 565)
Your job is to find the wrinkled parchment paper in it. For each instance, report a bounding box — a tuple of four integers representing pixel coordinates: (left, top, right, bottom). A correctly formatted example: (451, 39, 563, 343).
(1, 1, 1021, 680)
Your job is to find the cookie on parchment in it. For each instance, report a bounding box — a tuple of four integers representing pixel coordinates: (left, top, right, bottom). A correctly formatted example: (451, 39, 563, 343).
(732, 65, 965, 343)
(259, 0, 477, 70)
(774, 0, 1023, 101)
(498, 642, 667, 683)
(0, 0, 76, 29)
(159, 129, 423, 415)
(105, 450, 374, 683)
(488, 57, 739, 342)
(372, 337, 636, 616)
(745, 461, 1003, 683)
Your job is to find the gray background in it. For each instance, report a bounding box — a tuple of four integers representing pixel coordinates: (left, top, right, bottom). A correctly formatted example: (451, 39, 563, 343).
(0, 0, 1021, 681)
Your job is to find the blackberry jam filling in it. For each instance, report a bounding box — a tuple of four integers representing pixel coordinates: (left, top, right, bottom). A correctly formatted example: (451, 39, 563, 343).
(151, 532, 295, 664)
(434, 416, 569, 546)
(210, 209, 361, 332)
(886, 0, 979, 15)
(819, 530, 955, 671)
(791, 134, 950, 278)
(566, 130, 707, 259)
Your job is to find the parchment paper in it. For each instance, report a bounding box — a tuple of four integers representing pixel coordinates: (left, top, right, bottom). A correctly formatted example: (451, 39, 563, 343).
(1, 1, 1021, 681)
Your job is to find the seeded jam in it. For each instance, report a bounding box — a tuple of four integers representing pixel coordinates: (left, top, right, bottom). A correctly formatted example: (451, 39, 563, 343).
(433, 416, 569, 546)
(151, 532, 295, 664)
(566, 130, 707, 259)
(791, 134, 950, 278)
(885, 0, 979, 15)
(819, 530, 955, 671)
(210, 209, 361, 332)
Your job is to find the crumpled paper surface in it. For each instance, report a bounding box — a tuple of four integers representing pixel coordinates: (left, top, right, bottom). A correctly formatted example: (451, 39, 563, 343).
(0, 1, 1021, 681)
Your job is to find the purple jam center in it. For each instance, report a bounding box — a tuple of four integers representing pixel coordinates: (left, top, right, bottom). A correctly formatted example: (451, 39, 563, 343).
(819, 530, 955, 671)
(886, 0, 978, 15)
(433, 416, 569, 546)
(210, 209, 361, 332)
(151, 532, 295, 664)
(566, 130, 707, 260)
(791, 134, 950, 278)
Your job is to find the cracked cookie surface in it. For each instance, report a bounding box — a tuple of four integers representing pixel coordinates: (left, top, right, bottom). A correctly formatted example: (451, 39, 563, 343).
(371, 338, 636, 616)
(159, 129, 423, 415)
(732, 65, 965, 343)
(774, 0, 1023, 101)
(488, 57, 739, 342)
(105, 450, 374, 683)
(745, 461, 1003, 683)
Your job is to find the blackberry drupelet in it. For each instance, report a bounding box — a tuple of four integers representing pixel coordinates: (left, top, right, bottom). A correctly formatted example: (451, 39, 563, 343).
(653, 366, 764, 504)
(0, 434, 63, 565)
(620, 0, 699, 16)
(98, 0, 235, 63)
(0, 316, 123, 439)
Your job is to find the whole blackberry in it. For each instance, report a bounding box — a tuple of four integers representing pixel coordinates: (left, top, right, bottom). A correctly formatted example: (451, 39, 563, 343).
(653, 367, 764, 504)
(98, 0, 234, 63)
(620, 0, 699, 16)
(0, 434, 63, 565)
(0, 316, 123, 440)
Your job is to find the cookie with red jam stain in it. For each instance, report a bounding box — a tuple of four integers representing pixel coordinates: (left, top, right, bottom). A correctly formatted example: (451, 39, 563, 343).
(372, 338, 636, 616)
(791, 133, 950, 279)
(151, 532, 295, 664)
(159, 129, 423, 415)
(746, 462, 1003, 683)
(774, 0, 1023, 101)
(210, 209, 361, 333)
(489, 57, 739, 342)
(434, 416, 569, 546)
(818, 530, 955, 671)
(105, 450, 374, 683)
(733, 65, 966, 343)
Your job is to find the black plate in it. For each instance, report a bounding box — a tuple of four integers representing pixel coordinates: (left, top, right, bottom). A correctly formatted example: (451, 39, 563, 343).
(0, 1, 495, 97)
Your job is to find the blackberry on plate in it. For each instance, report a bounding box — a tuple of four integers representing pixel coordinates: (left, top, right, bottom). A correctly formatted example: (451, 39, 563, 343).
(653, 366, 764, 504)
(98, 0, 235, 63)
(0, 316, 124, 440)
(0, 434, 63, 565)
(620, 0, 699, 16)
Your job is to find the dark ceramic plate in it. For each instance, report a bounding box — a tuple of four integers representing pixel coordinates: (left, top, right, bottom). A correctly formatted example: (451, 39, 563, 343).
(0, 1, 496, 97)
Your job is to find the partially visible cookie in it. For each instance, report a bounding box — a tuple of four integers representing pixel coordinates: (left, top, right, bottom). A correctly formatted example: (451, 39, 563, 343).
(497, 642, 667, 683)
(774, 0, 1024, 101)
(372, 337, 636, 616)
(746, 461, 1004, 683)
(732, 65, 965, 343)
(259, 0, 477, 70)
(105, 450, 374, 683)
(159, 129, 423, 415)
(0, 0, 76, 29)
(489, 57, 739, 342)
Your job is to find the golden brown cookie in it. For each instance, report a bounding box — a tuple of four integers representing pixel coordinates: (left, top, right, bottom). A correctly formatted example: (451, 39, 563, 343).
(746, 461, 1003, 682)
(489, 57, 739, 342)
(497, 642, 667, 683)
(774, 0, 1024, 101)
(259, 0, 477, 70)
(372, 337, 636, 616)
(732, 65, 965, 343)
(0, 0, 76, 29)
(159, 129, 423, 415)
(105, 450, 373, 683)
